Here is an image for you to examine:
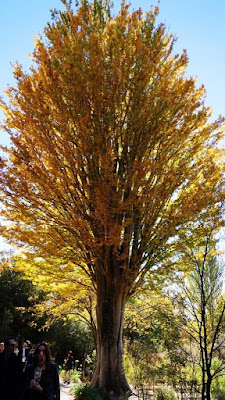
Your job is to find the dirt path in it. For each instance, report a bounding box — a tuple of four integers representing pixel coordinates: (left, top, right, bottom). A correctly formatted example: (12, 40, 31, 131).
(60, 380, 74, 400)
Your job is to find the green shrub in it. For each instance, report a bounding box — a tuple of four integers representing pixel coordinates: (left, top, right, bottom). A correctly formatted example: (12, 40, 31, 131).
(70, 369, 82, 384)
(58, 365, 63, 373)
(73, 384, 100, 400)
(212, 383, 225, 400)
(154, 388, 176, 400)
(211, 373, 225, 400)
(212, 388, 225, 400)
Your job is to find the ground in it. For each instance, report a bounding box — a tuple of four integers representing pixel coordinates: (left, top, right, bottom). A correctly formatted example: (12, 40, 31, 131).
(59, 380, 138, 400)
(60, 380, 74, 400)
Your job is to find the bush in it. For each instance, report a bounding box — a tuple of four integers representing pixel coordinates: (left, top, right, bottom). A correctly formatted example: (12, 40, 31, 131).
(70, 369, 82, 384)
(154, 388, 176, 400)
(212, 386, 225, 400)
(211, 373, 225, 400)
(73, 384, 100, 400)
(212, 388, 225, 400)
(59, 368, 82, 386)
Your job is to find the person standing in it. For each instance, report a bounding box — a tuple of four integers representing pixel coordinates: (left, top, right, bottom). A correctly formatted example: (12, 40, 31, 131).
(0, 342, 4, 353)
(20, 341, 29, 370)
(22, 342, 60, 400)
(0, 337, 23, 400)
(64, 351, 74, 385)
(26, 340, 32, 352)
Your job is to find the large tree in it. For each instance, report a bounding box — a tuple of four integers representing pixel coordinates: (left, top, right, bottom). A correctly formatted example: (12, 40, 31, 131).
(0, 0, 224, 395)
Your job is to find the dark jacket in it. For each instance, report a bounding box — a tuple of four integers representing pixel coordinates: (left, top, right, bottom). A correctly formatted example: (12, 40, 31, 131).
(23, 362, 60, 400)
(65, 355, 74, 371)
(0, 351, 23, 400)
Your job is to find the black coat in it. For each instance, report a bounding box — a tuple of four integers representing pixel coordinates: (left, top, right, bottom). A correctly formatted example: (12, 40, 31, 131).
(0, 352, 23, 400)
(65, 355, 74, 371)
(22, 362, 60, 400)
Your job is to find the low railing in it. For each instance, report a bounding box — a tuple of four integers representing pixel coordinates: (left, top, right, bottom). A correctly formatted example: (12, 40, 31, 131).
(137, 386, 154, 400)
(131, 385, 200, 400)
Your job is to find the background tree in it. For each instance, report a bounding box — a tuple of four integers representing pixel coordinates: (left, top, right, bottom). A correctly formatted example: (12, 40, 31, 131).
(0, 255, 46, 344)
(13, 254, 97, 345)
(123, 294, 186, 389)
(0, 254, 94, 367)
(47, 317, 95, 366)
(0, 0, 224, 395)
(173, 209, 225, 400)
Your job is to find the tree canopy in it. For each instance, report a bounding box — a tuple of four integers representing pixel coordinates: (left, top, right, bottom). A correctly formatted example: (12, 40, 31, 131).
(0, 0, 224, 395)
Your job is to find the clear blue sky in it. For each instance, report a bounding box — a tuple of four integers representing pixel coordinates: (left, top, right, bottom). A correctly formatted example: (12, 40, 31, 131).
(0, 0, 225, 250)
(1, 0, 225, 132)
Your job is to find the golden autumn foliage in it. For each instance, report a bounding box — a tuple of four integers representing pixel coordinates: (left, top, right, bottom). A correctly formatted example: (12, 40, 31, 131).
(0, 0, 225, 394)
(13, 253, 97, 337)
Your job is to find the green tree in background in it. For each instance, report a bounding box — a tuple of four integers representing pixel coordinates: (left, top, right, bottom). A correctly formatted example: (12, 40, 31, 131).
(0, 257, 45, 343)
(174, 209, 225, 400)
(123, 294, 186, 388)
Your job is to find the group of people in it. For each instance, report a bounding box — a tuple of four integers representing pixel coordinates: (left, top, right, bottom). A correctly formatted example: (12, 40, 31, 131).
(0, 337, 60, 400)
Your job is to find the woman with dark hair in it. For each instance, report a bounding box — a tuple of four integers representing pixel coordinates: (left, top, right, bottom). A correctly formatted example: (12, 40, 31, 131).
(22, 343, 60, 400)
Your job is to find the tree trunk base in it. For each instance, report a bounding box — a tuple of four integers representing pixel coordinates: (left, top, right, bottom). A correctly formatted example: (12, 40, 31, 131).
(91, 370, 131, 398)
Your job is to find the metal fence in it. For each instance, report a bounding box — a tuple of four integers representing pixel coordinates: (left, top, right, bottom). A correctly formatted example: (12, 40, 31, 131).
(133, 385, 200, 400)
(137, 387, 154, 400)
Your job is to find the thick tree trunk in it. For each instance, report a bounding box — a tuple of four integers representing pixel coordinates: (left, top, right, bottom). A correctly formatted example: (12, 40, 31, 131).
(91, 267, 130, 396)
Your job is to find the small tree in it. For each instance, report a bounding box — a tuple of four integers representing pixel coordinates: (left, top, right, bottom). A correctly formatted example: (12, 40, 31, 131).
(123, 294, 186, 388)
(175, 210, 225, 400)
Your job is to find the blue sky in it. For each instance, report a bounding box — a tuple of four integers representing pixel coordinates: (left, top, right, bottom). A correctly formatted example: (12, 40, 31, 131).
(0, 0, 225, 250)
(1, 0, 225, 126)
